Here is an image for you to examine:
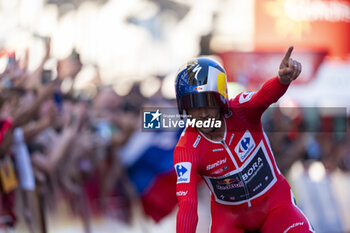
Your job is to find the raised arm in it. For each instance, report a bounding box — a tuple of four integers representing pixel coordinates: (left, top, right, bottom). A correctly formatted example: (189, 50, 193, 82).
(231, 46, 302, 123)
(174, 146, 199, 233)
(11, 82, 55, 128)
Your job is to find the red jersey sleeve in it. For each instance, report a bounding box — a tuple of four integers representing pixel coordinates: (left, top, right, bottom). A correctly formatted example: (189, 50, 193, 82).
(0, 119, 12, 143)
(230, 76, 289, 123)
(173, 146, 199, 233)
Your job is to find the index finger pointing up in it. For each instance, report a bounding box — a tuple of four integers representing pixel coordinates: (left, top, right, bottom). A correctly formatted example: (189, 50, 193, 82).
(282, 46, 294, 63)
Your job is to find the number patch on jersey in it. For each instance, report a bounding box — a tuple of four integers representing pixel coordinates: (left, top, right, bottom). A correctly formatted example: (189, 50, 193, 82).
(175, 162, 192, 184)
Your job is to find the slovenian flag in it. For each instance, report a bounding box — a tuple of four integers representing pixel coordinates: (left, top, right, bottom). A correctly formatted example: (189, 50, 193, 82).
(119, 129, 181, 222)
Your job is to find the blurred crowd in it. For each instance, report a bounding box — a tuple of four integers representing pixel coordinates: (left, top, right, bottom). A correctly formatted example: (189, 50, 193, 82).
(0, 38, 146, 233)
(0, 38, 349, 233)
(263, 107, 350, 175)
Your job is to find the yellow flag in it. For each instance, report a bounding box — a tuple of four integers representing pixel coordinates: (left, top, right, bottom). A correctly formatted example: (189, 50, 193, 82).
(0, 157, 18, 193)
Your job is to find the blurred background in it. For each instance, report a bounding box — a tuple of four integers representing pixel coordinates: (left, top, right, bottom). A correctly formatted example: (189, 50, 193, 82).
(0, 0, 349, 232)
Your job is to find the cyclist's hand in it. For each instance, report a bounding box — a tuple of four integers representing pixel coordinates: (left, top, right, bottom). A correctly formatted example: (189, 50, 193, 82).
(278, 46, 302, 85)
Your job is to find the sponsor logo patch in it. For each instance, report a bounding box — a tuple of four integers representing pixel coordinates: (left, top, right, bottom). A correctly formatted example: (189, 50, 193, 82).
(175, 162, 192, 184)
(216, 178, 244, 190)
(239, 91, 254, 104)
(235, 130, 255, 162)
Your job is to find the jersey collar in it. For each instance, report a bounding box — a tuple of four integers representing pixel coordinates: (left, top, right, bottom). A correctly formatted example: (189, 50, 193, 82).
(197, 118, 227, 144)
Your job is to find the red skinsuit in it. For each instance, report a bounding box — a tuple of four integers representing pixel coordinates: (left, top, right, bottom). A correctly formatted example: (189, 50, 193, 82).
(174, 77, 314, 233)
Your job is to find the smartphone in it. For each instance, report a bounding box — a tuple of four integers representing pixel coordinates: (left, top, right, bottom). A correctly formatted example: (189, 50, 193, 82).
(2, 52, 16, 89)
(6, 52, 16, 72)
(94, 119, 113, 143)
(41, 69, 52, 84)
(8, 52, 16, 65)
(41, 69, 62, 112)
(54, 91, 62, 112)
(2, 76, 13, 89)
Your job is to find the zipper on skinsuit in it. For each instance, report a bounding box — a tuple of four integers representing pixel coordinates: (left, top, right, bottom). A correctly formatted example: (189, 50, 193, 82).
(221, 139, 252, 207)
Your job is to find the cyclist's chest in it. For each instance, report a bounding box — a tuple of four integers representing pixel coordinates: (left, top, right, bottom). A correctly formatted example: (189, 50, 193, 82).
(197, 115, 273, 177)
(197, 126, 278, 205)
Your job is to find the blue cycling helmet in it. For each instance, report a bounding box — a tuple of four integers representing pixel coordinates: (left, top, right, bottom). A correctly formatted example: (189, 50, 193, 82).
(175, 57, 229, 116)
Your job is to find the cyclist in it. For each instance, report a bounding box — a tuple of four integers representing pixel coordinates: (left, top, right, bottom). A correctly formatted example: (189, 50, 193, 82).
(174, 47, 314, 233)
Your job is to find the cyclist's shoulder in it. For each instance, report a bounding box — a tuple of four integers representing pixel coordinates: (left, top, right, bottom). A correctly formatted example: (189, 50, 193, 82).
(228, 91, 256, 108)
(174, 128, 203, 165)
(176, 126, 201, 148)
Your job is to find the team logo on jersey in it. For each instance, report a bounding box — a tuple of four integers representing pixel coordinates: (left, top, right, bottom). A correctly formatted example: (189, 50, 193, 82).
(206, 158, 227, 170)
(204, 142, 277, 205)
(239, 91, 254, 104)
(235, 130, 255, 162)
(175, 162, 192, 184)
(216, 178, 244, 190)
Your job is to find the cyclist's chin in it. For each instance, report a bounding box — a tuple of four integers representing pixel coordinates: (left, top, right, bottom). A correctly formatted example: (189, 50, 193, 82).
(199, 127, 216, 134)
